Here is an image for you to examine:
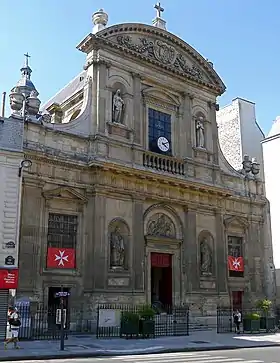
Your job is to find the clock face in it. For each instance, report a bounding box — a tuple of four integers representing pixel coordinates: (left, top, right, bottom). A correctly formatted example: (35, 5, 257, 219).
(157, 136, 170, 152)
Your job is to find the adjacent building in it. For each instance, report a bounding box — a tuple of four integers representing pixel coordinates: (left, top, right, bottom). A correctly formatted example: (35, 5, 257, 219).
(216, 97, 265, 181)
(0, 109, 24, 339)
(262, 117, 280, 269)
(6, 6, 275, 318)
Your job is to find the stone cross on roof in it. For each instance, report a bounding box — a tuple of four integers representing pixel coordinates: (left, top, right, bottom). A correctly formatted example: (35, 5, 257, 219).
(154, 2, 164, 18)
(24, 52, 31, 67)
(153, 2, 166, 30)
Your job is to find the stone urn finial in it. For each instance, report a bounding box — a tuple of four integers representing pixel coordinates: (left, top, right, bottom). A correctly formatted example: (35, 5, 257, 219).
(92, 8, 108, 34)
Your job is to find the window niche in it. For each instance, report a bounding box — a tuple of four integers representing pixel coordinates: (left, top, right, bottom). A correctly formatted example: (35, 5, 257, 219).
(198, 232, 214, 277)
(107, 82, 133, 140)
(108, 219, 130, 271)
(192, 110, 213, 163)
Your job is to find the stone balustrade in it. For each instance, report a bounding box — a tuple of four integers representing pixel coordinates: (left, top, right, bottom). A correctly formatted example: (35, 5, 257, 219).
(143, 151, 185, 176)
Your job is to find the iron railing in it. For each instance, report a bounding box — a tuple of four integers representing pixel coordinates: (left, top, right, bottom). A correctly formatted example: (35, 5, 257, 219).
(96, 304, 189, 338)
(217, 307, 276, 334)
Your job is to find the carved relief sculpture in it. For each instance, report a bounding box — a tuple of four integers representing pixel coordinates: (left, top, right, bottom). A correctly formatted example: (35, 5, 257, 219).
(147, 213, 176, 238)
(110, 226, 125, 268)
(200, 238, 212, 275)
(112, 89, 124, 123)
(195, 116, 205, 148)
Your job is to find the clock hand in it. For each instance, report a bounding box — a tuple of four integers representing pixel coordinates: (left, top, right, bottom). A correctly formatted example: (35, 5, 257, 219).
(162, 142, 169, 147)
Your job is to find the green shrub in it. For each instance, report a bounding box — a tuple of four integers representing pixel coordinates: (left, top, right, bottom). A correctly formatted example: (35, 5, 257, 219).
(245, 313, 260, 320)
(139, 305, 155, 319)
(121, 311, 139, 323)
(256, 299, 272, 313)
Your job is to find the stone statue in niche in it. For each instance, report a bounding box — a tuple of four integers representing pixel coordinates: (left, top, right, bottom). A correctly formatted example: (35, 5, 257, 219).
(147, 213, 176, 238)
(195, 116, 205, 148)
(200, 238, 212, 275)
(110, 226, 125, 268)
(112, 89, 124, 123)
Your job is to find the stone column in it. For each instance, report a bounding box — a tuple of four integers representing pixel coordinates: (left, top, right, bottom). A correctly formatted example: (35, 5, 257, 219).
(96, 61, 108, 134)
(183, 208, 198, 292)
(93, 193, 107, 290)
(180, 93, 193, 158)
(132, 198, 145, 291)
(208, 101, 219, 165)
(215, 210, 227, 293)
(132, 73, 142, 145)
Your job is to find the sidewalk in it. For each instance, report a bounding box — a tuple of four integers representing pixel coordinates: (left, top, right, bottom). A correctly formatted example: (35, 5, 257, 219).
(1, 330, 280, 361)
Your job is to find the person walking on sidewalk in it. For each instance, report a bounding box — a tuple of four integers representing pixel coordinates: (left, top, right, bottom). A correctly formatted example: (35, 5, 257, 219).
(4, 307, 21, 349)
(233, 309, 242, 334)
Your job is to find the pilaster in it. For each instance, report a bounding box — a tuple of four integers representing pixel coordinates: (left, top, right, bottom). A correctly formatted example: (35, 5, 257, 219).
(132, 73, 142, 145)
(215, 210, 227, 293)
(181, 93, 193, 158)
(208, 101, 219, 165)
(183, 207, 198, 292)
(83, 192, 95, 291)
(93, 193, 107, 289)
(96, 62, 108, 134)
(132, 199, 145, 291)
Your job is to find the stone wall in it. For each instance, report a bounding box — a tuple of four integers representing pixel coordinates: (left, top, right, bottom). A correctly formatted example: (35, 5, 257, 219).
(0, 151, 23, 268)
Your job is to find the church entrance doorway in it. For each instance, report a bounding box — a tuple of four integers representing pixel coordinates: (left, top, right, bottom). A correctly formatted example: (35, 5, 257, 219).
(47, 287, 70, 328)
(232, 290, 243, 311)
(150, 253, 172, 311)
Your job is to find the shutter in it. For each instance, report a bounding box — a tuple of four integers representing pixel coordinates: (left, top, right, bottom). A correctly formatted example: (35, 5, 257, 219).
(0, 290, 8, 340)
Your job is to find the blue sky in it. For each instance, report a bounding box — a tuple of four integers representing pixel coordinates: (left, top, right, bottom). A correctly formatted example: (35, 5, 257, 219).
(0, 0, 279, 135)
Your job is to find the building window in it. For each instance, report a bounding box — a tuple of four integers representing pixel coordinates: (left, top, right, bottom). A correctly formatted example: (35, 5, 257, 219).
(47, 213, 78, 249)
(228, 236, 244, 278)
(148, 108, 172, 155)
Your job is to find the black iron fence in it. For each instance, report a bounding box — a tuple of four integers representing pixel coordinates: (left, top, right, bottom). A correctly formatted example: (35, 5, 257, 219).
(8, 306, 96, 341)
(8, 304, 189, 340)
(217, 307, 277, 334)
(96, 304, 189, 338)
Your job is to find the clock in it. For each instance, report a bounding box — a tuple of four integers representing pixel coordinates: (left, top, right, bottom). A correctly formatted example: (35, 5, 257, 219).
(157, 136, 170, 152)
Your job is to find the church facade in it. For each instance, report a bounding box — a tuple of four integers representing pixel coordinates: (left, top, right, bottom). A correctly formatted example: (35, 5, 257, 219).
(10, 7, 275, 314)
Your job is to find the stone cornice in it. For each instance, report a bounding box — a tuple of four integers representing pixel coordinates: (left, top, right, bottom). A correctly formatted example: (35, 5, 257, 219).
(89, 159, 231, 198)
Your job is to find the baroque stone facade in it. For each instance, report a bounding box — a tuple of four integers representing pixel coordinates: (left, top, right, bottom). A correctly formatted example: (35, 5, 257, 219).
(12, 8, 275, 314)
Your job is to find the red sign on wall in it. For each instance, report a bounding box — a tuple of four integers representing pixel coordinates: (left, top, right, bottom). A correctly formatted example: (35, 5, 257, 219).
(151, 253, 171, 268)
(0, 269, 19, 289)
(228, 256, 244, 272)
(47, 247, 76, 269)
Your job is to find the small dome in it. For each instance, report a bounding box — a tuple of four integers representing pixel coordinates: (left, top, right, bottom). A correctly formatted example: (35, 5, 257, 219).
(16, 77, 36, 90)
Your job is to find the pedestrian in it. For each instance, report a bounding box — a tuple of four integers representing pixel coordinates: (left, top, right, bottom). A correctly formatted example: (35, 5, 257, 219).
(233, 309, 242, 334)
(4, 307, 21, 349)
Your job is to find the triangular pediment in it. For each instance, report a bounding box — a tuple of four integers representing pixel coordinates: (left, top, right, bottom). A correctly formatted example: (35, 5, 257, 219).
(42, 186, 88, 203)
(142, 86, 180, 107)
(95, 24, 226, 95)
(224, 215, 248, 229)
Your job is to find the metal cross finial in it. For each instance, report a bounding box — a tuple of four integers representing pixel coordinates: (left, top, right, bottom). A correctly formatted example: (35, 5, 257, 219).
(24, 52, 31, 67)
(154, 2, 164, 18)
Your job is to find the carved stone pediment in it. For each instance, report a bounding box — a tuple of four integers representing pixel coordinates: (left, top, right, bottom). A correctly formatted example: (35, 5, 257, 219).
(146, 213, 176, 239)
(96, 24, 225, 95)
(224, 215, 248, 229)
(42, 186, 88, 203)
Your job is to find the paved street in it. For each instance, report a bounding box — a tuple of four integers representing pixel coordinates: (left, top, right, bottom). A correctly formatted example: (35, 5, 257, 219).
(2, 331, 280, 361)
(3, 348, 280, 363)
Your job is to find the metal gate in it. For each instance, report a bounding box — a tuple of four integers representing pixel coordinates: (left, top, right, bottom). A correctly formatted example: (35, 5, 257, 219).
(0, 290, 8, 340)
(217, 307, 233, 333)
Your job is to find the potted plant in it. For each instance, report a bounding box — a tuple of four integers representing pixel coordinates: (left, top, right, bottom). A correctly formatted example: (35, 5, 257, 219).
(256, 299, 275, 331)
(139, 305, 155, 338)
(243, 312, 260, 332)
(120, 311, 139, 338)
